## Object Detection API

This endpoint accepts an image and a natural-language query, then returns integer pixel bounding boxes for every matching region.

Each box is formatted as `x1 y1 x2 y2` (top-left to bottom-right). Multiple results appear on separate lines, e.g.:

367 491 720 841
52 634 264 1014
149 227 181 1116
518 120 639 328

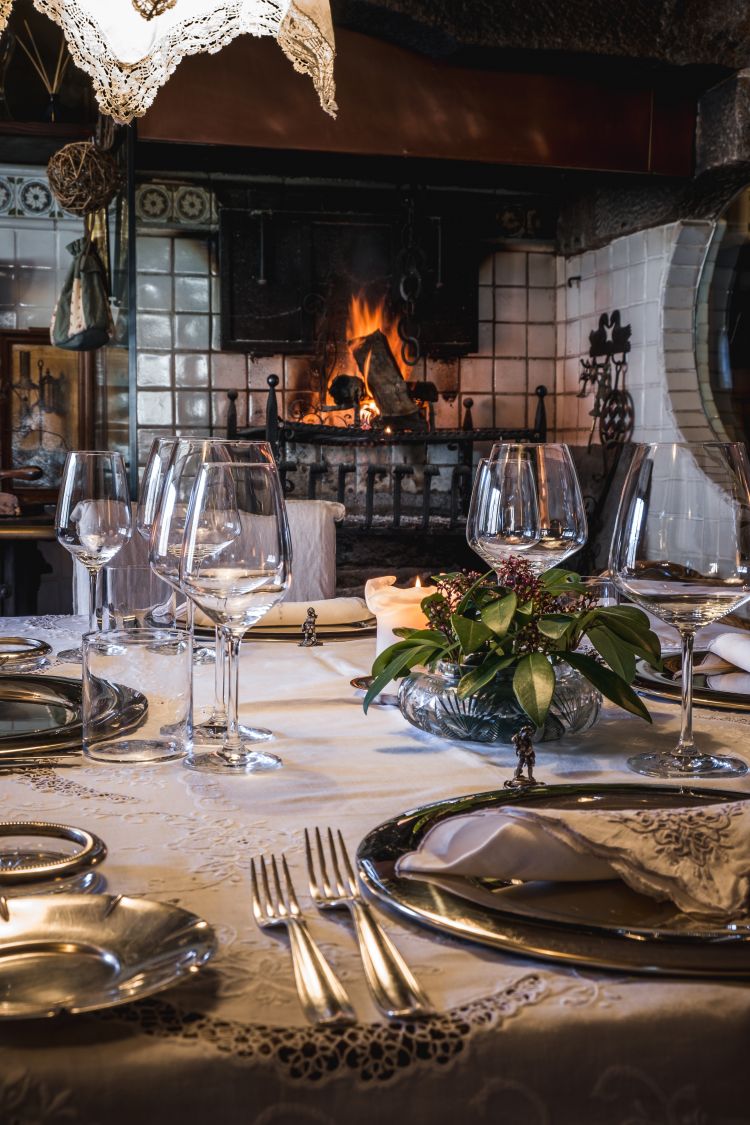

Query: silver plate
357 784 750 978
0 675 148 757
635 652 750 712
198 619 376 642
0 894 216 1018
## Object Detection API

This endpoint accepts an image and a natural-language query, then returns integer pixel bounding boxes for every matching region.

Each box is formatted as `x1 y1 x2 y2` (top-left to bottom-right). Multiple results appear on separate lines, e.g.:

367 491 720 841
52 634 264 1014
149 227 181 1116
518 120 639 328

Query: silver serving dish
358 784 750 978
197 619 376 642
0 894 216 1018
0 675 147 757
635 652 750 712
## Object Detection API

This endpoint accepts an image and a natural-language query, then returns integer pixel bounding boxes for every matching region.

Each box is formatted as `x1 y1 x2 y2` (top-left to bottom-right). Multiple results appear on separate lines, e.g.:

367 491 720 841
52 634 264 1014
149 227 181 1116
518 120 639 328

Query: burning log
350 329 426 431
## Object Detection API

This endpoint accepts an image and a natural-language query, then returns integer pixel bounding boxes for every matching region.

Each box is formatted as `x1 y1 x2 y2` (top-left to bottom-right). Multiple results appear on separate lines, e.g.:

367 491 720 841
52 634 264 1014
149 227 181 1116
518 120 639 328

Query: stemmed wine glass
467 443 587 575
55 450 132 661
180 452 292 773
610 441 750 778
139 438 215 667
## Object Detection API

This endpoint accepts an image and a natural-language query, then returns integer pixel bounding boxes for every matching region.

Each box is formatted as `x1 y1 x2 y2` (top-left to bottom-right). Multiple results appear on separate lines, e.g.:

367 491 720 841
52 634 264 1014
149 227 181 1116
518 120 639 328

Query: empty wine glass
467 444 587 575
55 450 132 661
180 453 292 773
139 437 215 668
610 441 750 778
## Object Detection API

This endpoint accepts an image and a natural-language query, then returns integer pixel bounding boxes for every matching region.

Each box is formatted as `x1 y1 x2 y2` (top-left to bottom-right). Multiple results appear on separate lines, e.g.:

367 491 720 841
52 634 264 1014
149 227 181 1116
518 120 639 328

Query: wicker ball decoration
47 142 122 217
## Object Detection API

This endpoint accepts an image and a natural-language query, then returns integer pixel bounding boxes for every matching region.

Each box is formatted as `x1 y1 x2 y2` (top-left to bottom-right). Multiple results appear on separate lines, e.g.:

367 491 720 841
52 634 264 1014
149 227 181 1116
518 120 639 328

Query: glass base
85 739 186 764
627 751 749 779
57 646 82 662
185 747 282 774
194 718 273 743
193 645 216 665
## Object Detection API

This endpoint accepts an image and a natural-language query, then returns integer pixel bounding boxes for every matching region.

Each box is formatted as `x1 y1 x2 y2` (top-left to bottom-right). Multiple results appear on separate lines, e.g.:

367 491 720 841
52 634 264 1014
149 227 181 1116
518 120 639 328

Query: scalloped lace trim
29 0 334 123
92 975 547 1086
0 1 12 34
277 0 337 117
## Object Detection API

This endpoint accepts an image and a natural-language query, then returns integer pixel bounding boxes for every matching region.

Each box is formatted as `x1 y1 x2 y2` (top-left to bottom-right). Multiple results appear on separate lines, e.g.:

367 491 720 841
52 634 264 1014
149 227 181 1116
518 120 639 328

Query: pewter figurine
299 607 322 647
504 726 538 789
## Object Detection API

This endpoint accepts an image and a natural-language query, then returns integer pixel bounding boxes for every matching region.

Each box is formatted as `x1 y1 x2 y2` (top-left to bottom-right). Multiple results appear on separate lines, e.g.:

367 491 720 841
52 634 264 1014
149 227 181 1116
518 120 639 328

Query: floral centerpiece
364 560 662 741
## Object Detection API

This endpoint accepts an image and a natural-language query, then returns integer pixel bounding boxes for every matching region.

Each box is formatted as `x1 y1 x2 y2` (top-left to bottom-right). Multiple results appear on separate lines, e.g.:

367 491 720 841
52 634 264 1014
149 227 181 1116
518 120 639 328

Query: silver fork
250 853 355 1026
305 828 434 1020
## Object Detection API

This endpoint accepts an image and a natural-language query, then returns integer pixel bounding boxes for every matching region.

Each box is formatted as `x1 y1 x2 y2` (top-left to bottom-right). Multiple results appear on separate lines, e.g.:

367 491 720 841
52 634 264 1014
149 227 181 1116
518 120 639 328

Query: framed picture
0 329 95 506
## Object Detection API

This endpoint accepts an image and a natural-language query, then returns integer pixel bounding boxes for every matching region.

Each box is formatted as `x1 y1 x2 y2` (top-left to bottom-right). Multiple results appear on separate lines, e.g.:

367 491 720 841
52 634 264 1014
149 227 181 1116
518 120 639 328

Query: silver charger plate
0 893 216 1018
635 652 750 712
196 619 377 642
357 784 750 978
0 675 148 758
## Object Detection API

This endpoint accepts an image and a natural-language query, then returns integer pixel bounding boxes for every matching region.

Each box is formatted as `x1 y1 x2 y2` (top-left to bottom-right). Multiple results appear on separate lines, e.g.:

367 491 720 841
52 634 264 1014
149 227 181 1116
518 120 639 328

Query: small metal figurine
299 606 322 648
504 726 538 789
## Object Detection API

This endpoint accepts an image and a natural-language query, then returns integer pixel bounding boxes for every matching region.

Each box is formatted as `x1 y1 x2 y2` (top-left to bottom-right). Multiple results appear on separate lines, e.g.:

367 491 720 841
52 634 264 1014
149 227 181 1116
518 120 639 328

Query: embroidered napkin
397 802 750 918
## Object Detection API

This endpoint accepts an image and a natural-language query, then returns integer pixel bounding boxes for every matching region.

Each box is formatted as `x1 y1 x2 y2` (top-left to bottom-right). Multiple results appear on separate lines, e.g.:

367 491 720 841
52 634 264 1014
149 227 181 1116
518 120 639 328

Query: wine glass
55 450 132 661
610 441 750 778
180 453 292 773
150 438 276 743
140 437 216 668
467 444 587 575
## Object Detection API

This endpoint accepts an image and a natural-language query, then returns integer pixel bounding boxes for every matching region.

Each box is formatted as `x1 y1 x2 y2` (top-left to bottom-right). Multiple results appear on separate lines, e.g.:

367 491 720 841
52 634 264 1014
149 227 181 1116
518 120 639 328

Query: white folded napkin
398 802 750 918
190 597 369 630
703 633 750 692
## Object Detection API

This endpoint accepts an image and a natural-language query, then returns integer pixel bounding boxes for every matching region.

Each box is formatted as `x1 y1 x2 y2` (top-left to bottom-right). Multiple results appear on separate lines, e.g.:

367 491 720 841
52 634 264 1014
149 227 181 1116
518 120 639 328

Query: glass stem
676 628 696 758
87 567 99 633
221 628 243 759
212 626 227 725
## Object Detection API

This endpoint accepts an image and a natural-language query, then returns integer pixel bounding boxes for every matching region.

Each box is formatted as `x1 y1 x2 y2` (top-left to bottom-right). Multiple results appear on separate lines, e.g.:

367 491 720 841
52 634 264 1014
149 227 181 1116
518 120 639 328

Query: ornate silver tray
357 784 750 977
0 675 147 757
635 652 750 712
0 894 216 1018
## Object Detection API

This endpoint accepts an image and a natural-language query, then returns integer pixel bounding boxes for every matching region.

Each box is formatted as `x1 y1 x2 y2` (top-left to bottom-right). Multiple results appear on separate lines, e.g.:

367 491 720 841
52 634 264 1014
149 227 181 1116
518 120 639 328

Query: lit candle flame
415 576 422 588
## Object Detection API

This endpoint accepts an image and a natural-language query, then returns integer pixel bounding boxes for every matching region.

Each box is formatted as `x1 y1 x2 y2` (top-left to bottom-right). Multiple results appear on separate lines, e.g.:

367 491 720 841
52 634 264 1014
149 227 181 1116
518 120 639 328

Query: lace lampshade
0 0 336 122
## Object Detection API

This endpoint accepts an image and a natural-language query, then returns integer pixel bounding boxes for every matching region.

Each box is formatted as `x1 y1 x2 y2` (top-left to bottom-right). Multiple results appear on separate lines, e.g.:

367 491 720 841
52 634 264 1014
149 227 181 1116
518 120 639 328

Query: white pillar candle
364 575 438 656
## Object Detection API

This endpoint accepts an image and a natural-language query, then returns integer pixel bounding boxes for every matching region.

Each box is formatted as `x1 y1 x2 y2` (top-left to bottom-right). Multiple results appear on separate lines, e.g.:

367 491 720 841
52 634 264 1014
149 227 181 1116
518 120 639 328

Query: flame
346 292 409 381
414 576 422 588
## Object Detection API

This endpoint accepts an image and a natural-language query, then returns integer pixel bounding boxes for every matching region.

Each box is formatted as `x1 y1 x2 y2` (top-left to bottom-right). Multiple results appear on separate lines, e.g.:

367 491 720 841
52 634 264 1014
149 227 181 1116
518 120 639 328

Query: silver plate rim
635 652 750 712
0 893 217 1019
357 783 750 978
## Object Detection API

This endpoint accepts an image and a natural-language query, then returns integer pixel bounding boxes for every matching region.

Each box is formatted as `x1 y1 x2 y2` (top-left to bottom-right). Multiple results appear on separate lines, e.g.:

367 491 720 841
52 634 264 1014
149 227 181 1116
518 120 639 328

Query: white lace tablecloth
1 615 748 1124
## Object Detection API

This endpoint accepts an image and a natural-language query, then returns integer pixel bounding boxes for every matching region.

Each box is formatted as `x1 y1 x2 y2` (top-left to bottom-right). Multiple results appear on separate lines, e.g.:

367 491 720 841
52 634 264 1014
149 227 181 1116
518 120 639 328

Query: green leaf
598 604 651 629
512 653 556 727
450 613 494 655
457 655 514 699
592 610 662 666
363 644 437 713
481 593 517 638
537 614 575 641
541 569 586 594
586 625 637 682
371 639 422 679
564 650 653 723
392 628 448 644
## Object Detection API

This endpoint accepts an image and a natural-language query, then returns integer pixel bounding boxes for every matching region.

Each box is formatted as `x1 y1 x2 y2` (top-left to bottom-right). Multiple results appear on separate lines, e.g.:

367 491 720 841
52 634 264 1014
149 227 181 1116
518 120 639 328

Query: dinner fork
305 827 434 1020
250 853 355 1027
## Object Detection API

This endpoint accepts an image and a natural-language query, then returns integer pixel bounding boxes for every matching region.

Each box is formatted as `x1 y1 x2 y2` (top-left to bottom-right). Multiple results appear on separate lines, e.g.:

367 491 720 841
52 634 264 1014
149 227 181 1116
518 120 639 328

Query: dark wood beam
140 30 695 178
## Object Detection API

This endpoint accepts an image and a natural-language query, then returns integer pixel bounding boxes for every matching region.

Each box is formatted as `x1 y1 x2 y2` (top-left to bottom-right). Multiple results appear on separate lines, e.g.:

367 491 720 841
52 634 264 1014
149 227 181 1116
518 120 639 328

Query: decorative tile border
136 182 216 229
0 173 70 219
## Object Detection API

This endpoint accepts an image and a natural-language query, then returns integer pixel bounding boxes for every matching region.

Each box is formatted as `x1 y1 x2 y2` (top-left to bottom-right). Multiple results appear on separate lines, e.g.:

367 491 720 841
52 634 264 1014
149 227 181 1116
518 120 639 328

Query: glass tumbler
83 628 192 763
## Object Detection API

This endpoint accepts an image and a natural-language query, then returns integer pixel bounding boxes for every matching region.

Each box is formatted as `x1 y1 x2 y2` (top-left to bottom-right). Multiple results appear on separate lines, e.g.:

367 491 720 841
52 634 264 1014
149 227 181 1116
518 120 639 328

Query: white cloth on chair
73 498 344 609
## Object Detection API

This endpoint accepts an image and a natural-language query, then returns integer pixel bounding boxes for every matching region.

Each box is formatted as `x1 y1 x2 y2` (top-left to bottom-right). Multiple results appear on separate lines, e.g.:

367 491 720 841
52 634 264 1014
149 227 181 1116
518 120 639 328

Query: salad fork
304 827 434 1020
250 853 355 1026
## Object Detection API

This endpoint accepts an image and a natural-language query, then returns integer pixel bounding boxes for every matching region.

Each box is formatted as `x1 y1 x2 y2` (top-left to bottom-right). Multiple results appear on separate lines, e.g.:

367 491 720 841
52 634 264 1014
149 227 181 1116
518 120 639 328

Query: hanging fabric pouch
51 236 114 351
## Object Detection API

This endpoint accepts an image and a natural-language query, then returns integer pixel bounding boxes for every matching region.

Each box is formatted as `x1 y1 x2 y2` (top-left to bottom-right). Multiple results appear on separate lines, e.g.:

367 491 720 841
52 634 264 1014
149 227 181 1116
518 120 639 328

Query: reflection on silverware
0 894 216 1019
305 827 433 1020
349 676 399 707
251 853 355 1026
0 674 146 757
0 821 106 884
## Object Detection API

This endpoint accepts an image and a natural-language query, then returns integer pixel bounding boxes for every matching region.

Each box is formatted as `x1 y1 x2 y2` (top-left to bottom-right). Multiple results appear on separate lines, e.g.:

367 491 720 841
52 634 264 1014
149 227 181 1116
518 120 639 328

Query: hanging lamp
0 0 336 122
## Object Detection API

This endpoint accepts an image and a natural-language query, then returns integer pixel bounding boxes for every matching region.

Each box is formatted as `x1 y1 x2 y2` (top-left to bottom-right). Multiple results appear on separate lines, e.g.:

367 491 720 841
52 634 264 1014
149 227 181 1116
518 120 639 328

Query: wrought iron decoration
578 310 634 448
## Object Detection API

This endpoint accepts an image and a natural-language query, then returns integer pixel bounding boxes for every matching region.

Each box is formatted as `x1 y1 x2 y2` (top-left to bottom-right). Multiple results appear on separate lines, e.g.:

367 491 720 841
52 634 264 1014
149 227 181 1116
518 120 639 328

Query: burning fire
346 292 410 382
